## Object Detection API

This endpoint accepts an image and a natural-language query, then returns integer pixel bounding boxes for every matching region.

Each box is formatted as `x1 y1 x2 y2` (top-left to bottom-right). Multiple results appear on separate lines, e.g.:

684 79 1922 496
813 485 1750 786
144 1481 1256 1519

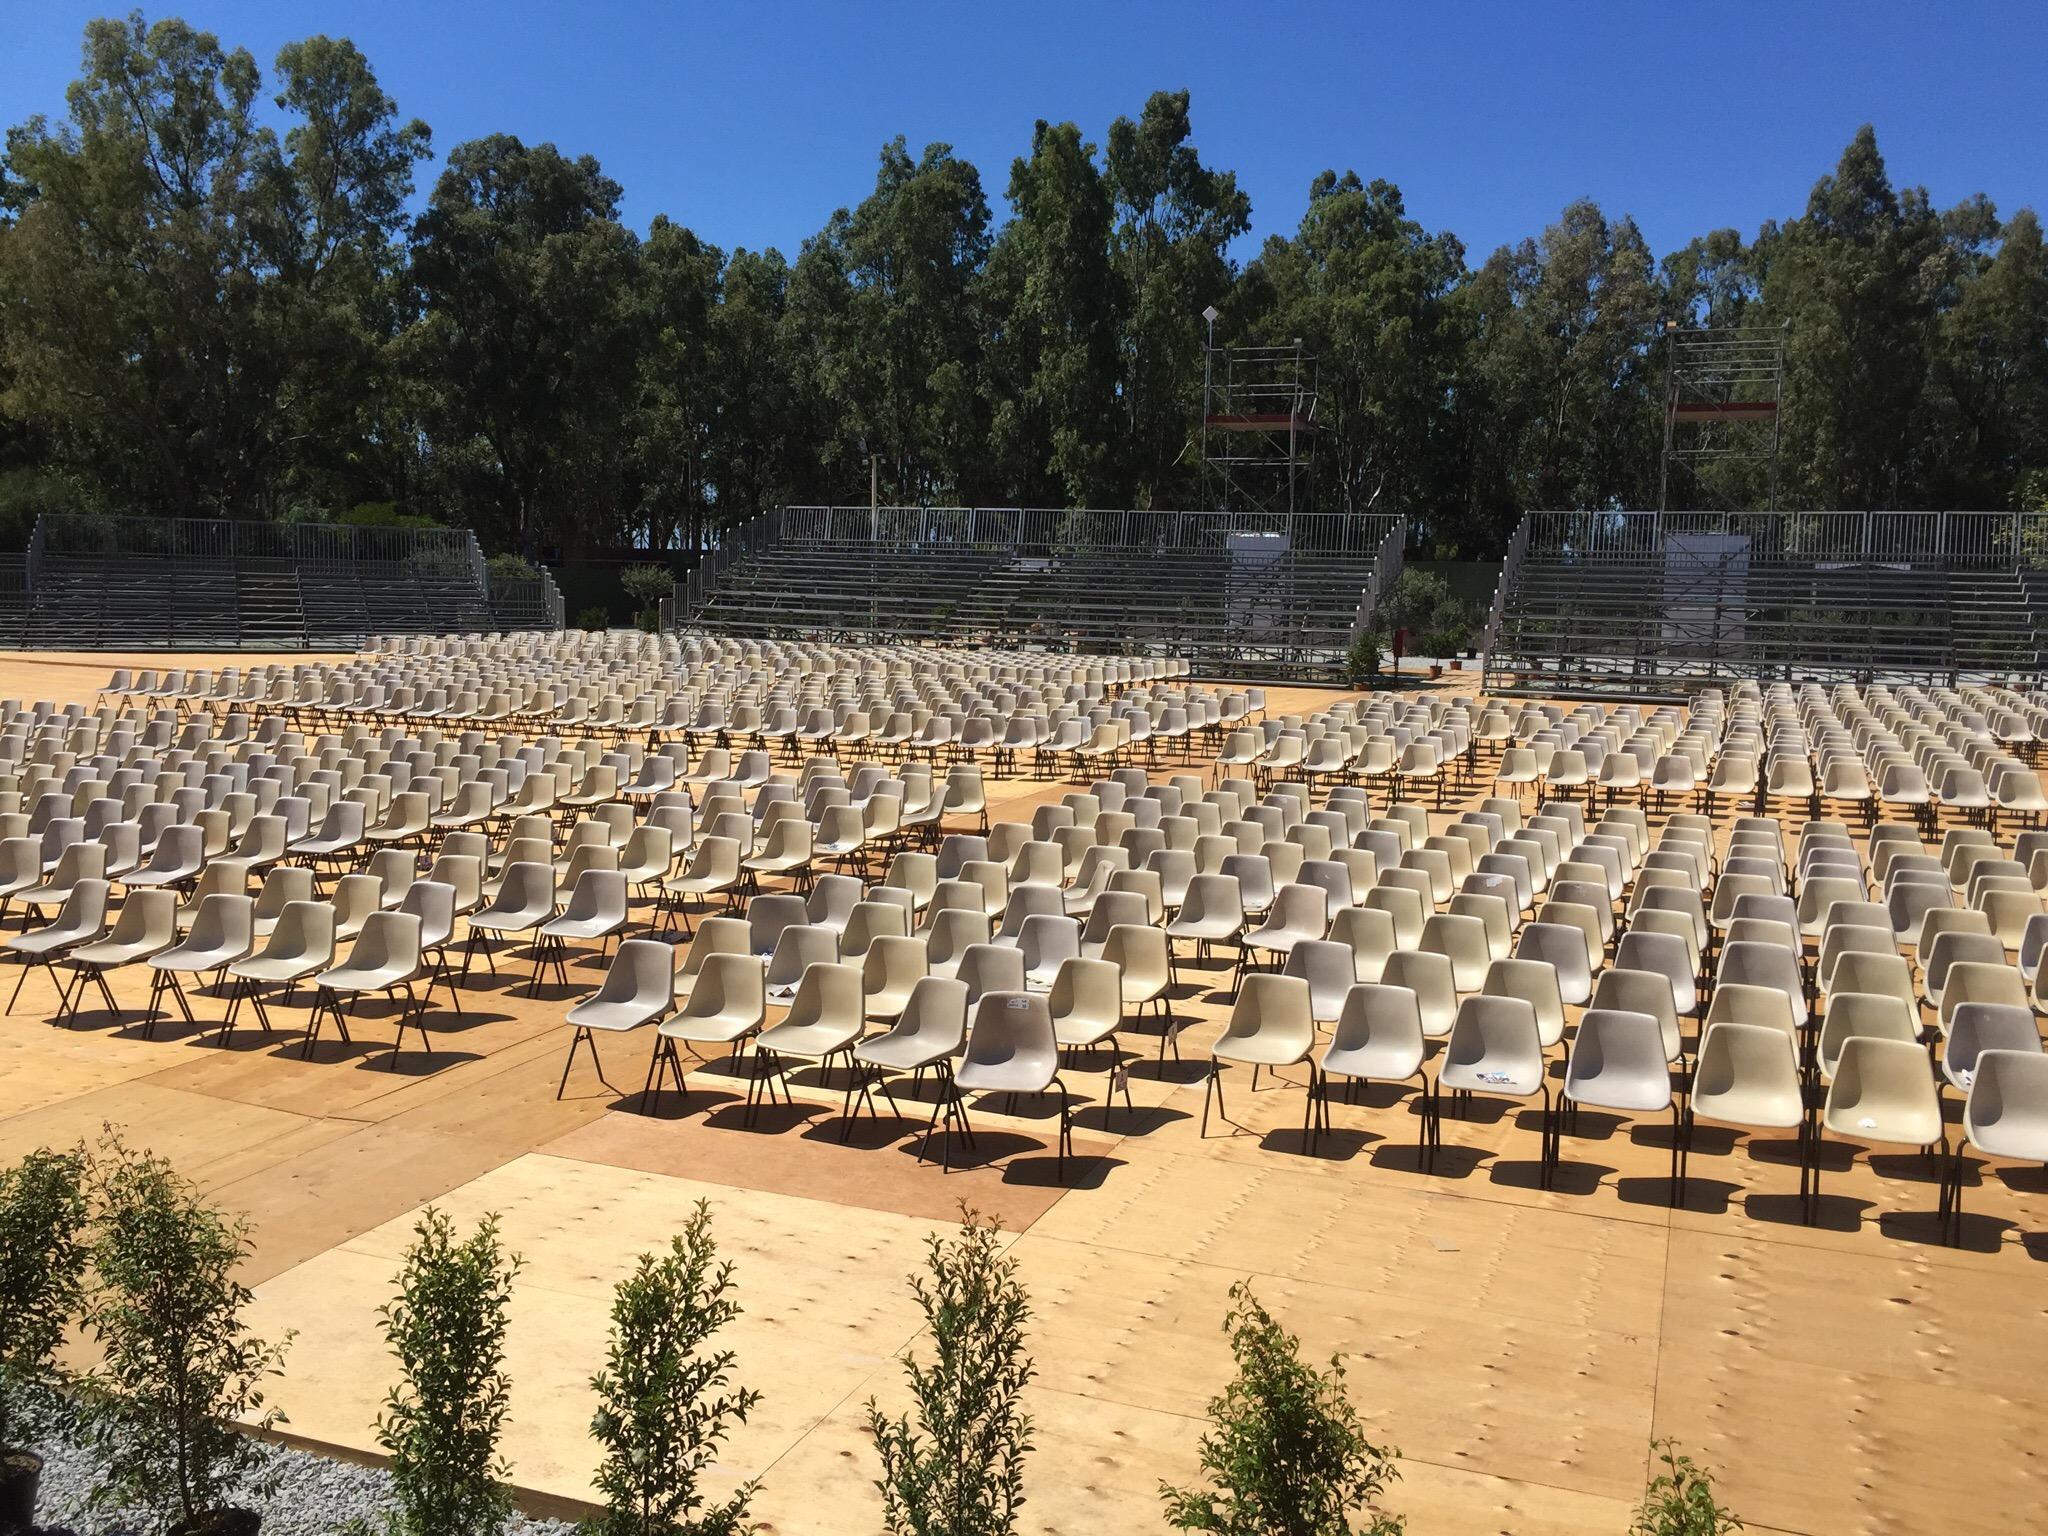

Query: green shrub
1161 1282 1402 1535
576 605 613 632
376 1208 522 1536
868 1209 1034 1536
1632 1440 1742 1536
81 1135 291 1530
0 1144 92 1451
487 552 540 586
1343 629 1381 688
585 1201 761 1536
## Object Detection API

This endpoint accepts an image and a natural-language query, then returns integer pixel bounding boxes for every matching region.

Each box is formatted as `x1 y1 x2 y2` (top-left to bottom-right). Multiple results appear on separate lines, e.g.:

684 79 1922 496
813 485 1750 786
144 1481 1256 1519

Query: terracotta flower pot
0 1448 43 1534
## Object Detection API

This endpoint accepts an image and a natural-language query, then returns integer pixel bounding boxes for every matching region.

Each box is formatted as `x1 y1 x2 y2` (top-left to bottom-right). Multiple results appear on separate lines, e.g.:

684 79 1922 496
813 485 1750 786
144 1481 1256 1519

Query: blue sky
6 1 2041 264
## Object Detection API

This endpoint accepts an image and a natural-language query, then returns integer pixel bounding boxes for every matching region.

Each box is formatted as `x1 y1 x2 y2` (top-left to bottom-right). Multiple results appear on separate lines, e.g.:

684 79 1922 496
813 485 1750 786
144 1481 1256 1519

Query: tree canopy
3 15 2043 558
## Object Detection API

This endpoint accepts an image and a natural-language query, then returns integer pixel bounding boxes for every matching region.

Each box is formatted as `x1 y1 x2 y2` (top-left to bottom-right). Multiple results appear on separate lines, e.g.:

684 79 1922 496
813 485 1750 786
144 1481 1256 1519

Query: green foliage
576 605 613 632
868 1209 1034 1536
1343 628 1381 688
1161 1283 1402 1536
1632 1440 1743 1536
620 562 673 610
4 17 2046 551
584 1201 761 1536
80 1134 291 1530
486 551 540 585
376 1208 522 1536
1358 568 1479 663
0 1144 92 1449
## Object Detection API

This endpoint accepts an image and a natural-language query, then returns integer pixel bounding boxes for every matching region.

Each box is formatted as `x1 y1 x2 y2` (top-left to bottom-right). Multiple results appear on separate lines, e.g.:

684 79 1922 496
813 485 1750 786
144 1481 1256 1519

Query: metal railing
1479 517 1532 692
1521 509 2048 567
484 571 566 631
679 513 778 618
776 506 1401 557
1351 518 1409 641
34 513 483 571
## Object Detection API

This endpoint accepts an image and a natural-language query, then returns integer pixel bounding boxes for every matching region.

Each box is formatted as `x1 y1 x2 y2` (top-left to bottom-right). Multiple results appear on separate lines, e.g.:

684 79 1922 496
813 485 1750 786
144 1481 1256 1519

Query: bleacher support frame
675 506 1409 679
1483 508 2048 696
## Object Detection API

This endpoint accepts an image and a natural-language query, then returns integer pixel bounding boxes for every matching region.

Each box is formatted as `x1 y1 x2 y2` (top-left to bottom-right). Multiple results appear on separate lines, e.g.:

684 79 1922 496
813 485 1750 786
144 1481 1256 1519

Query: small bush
377 1208 522 1536
81 1135 291 1530
585 1201 761 1536
1161 1282 1402 1535
868 1209 1034 1536
1343 629 1381 688
1632 1440 1742 1536
487 552 540 585
576 605 614 632
0 1144 92 1451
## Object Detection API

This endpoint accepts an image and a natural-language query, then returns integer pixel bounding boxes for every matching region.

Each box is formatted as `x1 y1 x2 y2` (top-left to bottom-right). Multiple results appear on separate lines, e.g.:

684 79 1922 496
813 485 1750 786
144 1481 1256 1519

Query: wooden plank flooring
3 651 2043 1534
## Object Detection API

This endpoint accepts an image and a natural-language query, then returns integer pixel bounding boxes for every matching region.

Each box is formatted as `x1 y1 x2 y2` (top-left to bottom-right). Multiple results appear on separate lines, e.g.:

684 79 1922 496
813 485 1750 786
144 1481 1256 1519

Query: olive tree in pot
0 1144 92 1531
82 1136 291 1536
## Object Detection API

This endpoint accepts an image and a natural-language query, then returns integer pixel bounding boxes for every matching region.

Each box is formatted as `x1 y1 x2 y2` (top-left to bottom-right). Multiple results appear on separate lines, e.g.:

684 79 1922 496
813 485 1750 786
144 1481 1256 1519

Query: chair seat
1439 1057 1543 1096
1212 1033 1312 1069
230 955 324 985
540 915 622 942
564 997 660 1035
956 1059 1054 1095
66 937 160 968
853 1035 952 1073
658 1012 757 1046
317 961 417 991
757 1018 863 1059
151 942 245 973
1321 1039 1422 1081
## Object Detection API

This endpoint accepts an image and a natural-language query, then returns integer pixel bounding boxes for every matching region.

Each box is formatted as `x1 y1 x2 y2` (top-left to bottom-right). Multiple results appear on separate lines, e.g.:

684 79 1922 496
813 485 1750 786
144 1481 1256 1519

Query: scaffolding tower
1202 337 1317 521
1658 323 1787 511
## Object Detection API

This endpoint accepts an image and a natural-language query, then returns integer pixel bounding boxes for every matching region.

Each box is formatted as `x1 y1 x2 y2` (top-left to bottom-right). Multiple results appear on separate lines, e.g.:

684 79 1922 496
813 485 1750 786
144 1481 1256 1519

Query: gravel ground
27 1428 579 1535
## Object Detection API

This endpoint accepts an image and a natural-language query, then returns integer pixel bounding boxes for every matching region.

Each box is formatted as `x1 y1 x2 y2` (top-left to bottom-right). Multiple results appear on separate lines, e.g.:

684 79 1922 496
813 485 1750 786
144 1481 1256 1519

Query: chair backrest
344 909 421 976
599 938 675 1009
956 942 1026 1003
962 990 1057 1082
261 899 337 969
1218 973 1315 1061
892 975 970 1055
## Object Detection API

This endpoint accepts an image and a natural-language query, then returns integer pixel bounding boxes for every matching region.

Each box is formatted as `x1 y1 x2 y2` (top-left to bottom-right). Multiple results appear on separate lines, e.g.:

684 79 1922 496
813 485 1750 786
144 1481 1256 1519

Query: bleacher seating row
1486 514 2048 697
2 517 562 650
685 525 1396 678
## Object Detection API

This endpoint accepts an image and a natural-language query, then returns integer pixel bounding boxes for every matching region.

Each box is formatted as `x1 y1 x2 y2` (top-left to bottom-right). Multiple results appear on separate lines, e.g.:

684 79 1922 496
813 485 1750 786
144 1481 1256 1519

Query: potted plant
0 1145 92 1531
82 1136 291 1536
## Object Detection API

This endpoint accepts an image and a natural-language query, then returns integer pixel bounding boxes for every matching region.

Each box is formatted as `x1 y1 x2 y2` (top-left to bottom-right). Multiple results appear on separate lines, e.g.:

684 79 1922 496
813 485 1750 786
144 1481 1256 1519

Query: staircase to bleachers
1484 510 2048 696
1947 567 2040 678
235 560 308 648
679 507 1408 678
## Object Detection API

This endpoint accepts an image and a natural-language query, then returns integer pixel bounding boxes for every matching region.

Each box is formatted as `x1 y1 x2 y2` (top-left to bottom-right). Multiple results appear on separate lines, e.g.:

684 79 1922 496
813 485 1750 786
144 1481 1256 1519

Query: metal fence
775 506 1402 556
1521 509 2048 567
29 514 486 584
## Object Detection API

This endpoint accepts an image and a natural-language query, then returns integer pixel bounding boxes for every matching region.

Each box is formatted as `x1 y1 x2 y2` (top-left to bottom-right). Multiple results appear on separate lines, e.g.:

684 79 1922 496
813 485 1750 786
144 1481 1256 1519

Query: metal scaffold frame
1201 335 1318 522
1658 324 1787 512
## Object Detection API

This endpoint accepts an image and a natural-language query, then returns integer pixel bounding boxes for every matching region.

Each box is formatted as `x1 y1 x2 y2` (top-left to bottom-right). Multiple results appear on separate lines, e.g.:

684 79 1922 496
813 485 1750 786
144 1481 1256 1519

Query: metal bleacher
678 506 1407 678
8 515 560 650
1482 509 2048 697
